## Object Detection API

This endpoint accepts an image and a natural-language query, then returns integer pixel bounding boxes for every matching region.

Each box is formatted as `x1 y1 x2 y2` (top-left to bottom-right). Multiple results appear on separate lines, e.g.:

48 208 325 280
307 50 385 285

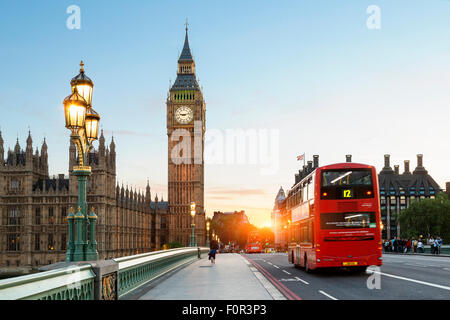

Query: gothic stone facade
0 131 168 276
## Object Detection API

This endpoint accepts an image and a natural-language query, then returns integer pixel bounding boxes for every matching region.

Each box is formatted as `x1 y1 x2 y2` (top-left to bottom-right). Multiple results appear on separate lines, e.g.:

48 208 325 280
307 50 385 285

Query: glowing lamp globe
85 108 100 142
70 61 94 107
63 89 87 131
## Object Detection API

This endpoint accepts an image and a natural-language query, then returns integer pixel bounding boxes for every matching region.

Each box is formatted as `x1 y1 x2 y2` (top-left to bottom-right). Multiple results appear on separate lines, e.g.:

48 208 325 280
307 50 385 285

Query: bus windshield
321 169 374 199
322 169 372 187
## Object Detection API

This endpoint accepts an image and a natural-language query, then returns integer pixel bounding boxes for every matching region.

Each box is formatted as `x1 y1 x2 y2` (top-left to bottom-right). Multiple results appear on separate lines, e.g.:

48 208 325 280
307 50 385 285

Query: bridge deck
138 253 277 300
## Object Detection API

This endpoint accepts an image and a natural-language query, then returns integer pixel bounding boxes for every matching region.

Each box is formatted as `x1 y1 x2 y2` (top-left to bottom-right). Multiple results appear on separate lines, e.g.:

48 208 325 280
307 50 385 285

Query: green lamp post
64 61 100 262
190 202 196 247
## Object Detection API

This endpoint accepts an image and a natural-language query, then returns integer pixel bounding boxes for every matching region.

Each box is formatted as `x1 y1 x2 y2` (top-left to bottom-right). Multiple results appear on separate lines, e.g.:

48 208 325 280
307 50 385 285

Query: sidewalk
139 253 275 300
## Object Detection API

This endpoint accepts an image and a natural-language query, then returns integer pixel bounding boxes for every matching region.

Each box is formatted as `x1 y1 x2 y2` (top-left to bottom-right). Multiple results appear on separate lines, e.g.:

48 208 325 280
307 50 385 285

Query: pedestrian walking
208 239 219 264
413 239 418 253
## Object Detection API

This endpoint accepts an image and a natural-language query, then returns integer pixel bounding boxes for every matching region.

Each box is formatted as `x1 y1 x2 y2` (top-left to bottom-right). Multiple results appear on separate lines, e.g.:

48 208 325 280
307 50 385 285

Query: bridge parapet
0 247 208 300
115 247 209 298
0 264 95 300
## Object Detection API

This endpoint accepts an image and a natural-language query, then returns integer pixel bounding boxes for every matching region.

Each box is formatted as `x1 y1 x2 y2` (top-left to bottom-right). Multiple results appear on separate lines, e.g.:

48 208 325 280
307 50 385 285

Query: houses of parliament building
0 26 206 276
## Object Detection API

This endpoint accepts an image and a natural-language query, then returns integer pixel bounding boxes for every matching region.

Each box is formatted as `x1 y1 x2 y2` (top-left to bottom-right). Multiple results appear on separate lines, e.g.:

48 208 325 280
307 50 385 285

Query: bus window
320 212 376 229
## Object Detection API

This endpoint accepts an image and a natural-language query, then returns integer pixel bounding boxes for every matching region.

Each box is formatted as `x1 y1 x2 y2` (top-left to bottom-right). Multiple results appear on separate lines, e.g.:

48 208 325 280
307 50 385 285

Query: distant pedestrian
393 238 398 253
437 237 443 254
406 239 411 253
209 240 219 264
413 239 418 253
428 237 435 254
384 240 390 252
417 240 424 253
432 237 440 255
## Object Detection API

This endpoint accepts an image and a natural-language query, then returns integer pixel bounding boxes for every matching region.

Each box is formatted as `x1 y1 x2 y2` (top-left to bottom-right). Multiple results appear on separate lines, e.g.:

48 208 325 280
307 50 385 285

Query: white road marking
282 270 291 275
367 270 450 291
273 265 280 269
267 262 273 265
443 268 450 271
319 290 338 300
279 278 297 282
295 277 309 285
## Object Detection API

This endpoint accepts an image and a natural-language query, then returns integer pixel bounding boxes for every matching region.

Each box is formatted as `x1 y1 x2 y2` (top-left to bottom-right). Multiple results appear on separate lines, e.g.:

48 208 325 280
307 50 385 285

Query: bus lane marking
243 255 301 300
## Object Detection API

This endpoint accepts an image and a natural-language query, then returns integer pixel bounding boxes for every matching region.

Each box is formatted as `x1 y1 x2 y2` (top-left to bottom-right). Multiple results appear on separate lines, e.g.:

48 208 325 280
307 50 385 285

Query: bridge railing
115 247 209 298
0 264 95 300
0 247 209 300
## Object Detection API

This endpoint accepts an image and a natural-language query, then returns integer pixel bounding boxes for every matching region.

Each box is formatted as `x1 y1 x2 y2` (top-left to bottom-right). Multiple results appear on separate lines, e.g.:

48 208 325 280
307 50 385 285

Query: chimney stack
346 155 352 163
394 165 399 175
313 155 319 168
384 154 391 169
413 154 427 174
307 160 313 172
404 160 410 174
417 154 423 167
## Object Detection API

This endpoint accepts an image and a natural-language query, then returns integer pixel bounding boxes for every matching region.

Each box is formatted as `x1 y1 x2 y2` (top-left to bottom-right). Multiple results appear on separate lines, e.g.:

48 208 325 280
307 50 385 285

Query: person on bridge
209 239 219 264
437 237 443 254
417 239 424 253
406 239 411 253
412 239 418 253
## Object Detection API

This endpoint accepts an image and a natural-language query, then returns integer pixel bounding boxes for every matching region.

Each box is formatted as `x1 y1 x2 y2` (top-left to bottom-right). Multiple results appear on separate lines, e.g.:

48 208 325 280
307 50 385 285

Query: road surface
242 253 450 300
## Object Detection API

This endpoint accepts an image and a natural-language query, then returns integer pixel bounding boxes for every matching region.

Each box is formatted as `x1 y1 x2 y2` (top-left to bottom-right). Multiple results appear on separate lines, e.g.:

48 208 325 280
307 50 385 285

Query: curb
383 252 450 258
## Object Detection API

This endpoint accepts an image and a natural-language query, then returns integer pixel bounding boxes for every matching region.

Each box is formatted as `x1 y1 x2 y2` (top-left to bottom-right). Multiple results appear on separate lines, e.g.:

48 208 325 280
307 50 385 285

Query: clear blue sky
1 0 450 227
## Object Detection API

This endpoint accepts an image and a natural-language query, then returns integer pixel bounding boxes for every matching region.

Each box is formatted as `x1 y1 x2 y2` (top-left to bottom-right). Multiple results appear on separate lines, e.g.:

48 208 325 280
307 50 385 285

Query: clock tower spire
166 24 206 246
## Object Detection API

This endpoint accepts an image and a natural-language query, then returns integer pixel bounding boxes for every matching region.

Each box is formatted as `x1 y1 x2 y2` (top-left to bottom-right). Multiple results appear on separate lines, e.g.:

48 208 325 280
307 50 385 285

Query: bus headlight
317 259 321 262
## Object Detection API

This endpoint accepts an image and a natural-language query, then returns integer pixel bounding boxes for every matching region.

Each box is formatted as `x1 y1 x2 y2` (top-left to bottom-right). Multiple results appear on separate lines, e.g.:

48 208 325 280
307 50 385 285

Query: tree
210 214 258 249
399 193 450 242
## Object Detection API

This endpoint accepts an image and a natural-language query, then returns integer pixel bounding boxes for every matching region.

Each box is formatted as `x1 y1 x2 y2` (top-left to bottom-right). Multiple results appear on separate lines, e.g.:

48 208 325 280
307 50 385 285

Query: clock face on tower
175 106 194 124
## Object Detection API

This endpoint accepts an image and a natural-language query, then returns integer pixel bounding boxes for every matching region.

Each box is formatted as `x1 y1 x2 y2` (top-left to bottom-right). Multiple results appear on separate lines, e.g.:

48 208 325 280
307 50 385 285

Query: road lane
243 252 450 300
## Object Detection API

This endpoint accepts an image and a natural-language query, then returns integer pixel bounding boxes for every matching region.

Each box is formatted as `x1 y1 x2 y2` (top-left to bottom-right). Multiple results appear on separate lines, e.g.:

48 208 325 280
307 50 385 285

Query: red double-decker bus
287 162 383 272
247 231 262 253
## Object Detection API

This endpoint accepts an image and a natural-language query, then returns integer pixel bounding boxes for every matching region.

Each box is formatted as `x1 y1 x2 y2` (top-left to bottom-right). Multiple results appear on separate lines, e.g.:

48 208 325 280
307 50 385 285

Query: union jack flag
297 154 305 161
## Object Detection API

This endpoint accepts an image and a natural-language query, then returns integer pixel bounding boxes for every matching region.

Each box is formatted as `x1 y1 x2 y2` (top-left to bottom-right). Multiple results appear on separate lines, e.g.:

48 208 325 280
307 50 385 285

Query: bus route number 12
343 189 352 198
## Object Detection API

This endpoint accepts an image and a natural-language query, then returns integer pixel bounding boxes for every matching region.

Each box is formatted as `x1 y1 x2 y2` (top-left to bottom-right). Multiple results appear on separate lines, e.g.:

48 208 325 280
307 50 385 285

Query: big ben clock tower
167 24 206 246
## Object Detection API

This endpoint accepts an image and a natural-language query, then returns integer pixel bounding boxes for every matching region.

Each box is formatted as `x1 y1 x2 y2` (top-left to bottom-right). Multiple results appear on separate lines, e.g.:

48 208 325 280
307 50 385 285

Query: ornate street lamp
64 61 99 262
206 221 210 247
190 202 196 247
